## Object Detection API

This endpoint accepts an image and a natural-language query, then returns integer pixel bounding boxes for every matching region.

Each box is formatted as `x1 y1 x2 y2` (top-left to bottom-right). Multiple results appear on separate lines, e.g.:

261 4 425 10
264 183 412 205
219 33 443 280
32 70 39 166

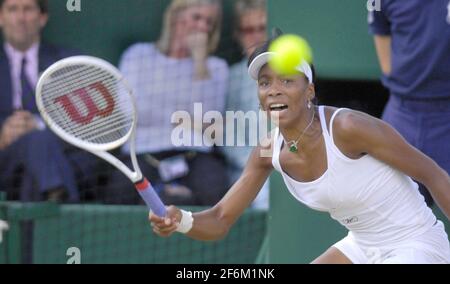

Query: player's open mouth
269 104 288 112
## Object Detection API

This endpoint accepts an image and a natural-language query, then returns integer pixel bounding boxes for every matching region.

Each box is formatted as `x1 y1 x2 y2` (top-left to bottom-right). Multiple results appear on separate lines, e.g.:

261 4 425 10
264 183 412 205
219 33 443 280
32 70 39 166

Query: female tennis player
149 37 450 264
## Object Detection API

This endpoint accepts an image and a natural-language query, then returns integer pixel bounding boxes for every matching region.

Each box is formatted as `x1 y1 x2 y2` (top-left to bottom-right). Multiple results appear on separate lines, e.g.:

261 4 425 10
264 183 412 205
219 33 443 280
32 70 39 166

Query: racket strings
44 82 128 136
44 76 131 137
43 65 127 116
40 64 134 145
44 78 132 143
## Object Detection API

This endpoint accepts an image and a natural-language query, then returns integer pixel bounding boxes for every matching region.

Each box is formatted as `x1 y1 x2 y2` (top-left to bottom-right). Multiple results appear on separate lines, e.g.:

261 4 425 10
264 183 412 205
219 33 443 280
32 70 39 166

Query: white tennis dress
271 106 450 264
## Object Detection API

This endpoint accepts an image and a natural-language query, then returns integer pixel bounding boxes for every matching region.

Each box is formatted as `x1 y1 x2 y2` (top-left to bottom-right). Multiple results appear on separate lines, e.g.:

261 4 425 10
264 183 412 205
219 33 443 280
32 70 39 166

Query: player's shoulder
250 128 277 169
327 106 377 139
259 128 277 151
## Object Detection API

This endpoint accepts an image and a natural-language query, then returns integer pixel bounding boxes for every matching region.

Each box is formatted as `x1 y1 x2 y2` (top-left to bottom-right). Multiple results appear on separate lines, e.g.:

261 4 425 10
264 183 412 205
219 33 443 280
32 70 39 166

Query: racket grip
135 178 167 217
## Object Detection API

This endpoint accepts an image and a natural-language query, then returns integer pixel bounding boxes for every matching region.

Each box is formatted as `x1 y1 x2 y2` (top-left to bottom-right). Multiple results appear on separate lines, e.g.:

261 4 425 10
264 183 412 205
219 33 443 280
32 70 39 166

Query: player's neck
280 109 320 151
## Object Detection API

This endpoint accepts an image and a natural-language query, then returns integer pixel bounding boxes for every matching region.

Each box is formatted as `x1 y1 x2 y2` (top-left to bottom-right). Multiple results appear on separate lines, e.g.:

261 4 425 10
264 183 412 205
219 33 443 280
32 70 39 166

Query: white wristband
176 210 193 234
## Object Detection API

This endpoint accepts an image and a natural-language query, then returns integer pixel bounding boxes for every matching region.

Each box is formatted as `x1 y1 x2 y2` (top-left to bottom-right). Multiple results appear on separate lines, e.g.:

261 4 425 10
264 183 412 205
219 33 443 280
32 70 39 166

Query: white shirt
272 106 437 248
4 42 40 109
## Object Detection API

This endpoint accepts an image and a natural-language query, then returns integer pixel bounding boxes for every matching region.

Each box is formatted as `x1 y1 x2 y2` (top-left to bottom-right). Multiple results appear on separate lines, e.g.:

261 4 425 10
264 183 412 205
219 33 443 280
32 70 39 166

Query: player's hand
149 205 182 237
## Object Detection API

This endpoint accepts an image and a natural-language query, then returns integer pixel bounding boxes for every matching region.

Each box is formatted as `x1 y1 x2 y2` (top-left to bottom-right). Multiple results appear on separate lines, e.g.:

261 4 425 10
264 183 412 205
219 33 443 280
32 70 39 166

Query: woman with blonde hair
108 0 230 206
157 0 223 79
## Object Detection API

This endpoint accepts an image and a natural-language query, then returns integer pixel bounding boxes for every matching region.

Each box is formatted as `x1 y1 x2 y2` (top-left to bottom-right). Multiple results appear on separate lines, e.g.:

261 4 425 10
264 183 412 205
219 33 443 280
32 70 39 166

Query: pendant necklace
285 109 315 153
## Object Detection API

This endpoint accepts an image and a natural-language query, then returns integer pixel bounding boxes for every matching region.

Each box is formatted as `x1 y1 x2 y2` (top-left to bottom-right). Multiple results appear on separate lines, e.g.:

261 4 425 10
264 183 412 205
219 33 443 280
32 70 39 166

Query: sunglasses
239 25 267 35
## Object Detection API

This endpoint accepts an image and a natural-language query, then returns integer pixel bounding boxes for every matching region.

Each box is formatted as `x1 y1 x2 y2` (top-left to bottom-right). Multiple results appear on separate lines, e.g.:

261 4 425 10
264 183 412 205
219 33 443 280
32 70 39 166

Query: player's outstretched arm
150 143 273 240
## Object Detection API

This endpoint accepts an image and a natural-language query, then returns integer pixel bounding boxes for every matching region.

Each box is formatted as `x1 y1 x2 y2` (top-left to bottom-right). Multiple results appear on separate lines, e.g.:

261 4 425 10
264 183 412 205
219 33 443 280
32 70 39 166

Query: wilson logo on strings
55 82 115 125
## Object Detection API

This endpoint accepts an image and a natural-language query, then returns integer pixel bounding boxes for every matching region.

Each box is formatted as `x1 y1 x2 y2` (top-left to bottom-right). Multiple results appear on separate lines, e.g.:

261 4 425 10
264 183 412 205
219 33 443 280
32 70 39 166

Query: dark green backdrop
267 0 381 80
26 0 241 65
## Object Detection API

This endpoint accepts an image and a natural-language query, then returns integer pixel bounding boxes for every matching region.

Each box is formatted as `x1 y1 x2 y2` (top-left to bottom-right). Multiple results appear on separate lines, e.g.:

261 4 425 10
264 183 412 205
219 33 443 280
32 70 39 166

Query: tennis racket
35 55 167 217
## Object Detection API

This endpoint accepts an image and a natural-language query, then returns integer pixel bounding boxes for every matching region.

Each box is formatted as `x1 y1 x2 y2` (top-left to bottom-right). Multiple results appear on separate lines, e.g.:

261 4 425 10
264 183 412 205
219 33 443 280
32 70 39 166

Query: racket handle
135 178 167 217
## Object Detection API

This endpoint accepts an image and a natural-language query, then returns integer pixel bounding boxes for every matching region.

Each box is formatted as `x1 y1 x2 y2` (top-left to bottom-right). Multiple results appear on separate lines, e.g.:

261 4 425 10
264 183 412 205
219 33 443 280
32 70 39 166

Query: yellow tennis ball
268 34 313 76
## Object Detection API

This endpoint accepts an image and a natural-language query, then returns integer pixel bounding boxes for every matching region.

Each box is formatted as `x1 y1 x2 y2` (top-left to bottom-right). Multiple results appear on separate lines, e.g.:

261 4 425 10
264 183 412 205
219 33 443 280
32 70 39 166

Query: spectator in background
369 0 450 206
221 0 269 209
0 0 82 202
108 0 229 206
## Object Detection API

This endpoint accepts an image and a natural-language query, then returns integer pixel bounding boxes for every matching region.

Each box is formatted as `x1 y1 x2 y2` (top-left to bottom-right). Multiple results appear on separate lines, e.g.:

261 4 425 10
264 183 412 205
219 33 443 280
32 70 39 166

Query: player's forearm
184 152 272 241
187 206 231 241
426 169 450 220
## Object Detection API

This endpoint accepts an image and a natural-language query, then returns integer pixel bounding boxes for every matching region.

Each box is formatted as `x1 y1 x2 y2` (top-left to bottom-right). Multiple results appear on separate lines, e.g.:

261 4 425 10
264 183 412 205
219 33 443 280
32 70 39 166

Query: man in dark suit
0 0 80 202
